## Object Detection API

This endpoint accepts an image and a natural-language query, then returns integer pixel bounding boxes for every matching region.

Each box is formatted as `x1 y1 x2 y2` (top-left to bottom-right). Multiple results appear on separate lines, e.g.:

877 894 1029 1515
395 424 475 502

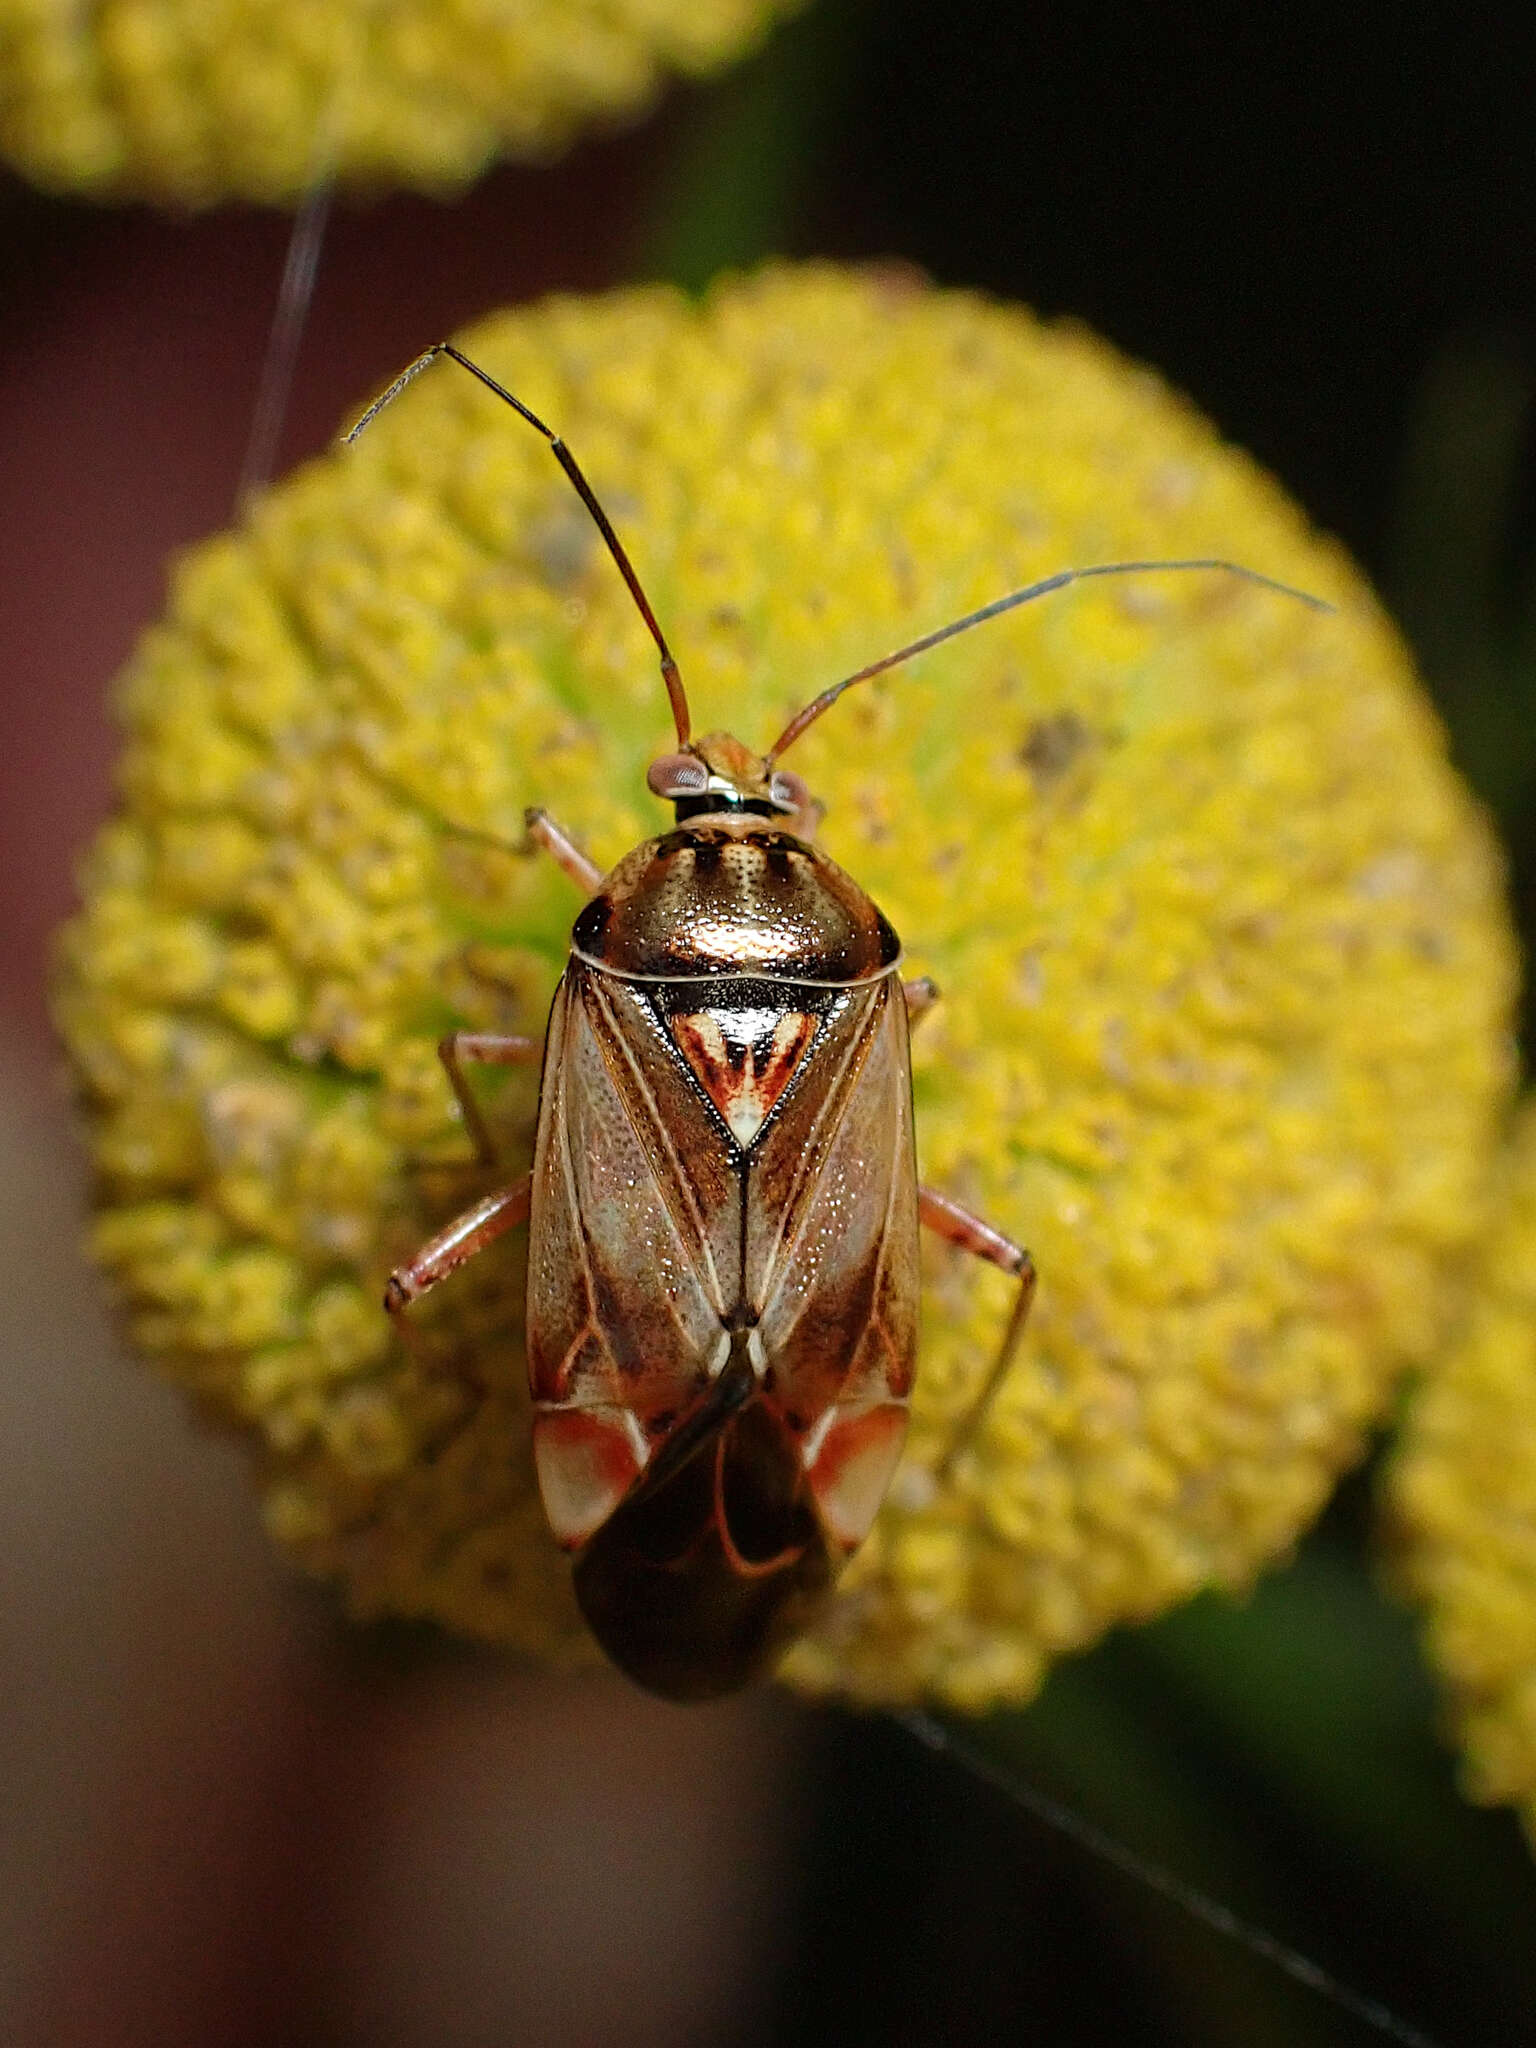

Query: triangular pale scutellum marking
670 1008 818 1146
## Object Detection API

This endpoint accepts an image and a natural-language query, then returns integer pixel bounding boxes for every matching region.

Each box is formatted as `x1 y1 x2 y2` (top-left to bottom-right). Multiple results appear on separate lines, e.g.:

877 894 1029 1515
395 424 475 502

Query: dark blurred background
3 5 1535 2044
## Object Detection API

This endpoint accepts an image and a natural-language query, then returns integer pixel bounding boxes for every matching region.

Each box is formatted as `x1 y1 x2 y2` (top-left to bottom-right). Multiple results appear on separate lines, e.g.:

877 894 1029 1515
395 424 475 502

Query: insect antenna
236 179 334 509
899 1710 1444 2048
766 557 1333 763
236 80 353 507
346 344 691 746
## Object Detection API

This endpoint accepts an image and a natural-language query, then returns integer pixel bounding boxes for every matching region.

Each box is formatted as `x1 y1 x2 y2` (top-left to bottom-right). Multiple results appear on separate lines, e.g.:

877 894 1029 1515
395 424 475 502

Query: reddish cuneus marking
357 343 1327 1701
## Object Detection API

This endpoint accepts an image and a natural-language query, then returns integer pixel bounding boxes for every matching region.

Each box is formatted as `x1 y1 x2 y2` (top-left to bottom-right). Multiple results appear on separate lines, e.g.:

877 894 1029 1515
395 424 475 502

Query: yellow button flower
54 265 1516 1708
0 0 800 204
1388 1101 1536 1838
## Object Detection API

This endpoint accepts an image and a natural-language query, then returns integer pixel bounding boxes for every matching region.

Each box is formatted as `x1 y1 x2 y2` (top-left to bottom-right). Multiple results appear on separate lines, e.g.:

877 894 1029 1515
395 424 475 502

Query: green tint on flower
1388 1102 1536 1839
0 0 800 204
55 266 1517 1707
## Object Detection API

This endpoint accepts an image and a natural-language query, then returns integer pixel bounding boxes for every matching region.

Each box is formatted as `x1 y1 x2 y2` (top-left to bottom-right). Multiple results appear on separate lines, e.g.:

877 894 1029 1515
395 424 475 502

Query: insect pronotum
351 343 1327 1702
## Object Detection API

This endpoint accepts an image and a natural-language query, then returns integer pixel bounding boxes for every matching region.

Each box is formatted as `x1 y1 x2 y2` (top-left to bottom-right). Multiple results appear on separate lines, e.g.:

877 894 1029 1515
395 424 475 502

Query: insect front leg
385 1173 532 1352
917 1184 1037 1480
524 806 604 894
439 1030 541 1165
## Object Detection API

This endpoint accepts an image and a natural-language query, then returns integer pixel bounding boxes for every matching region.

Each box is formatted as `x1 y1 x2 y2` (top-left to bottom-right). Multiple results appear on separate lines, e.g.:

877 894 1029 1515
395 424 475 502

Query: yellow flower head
0 0 798 204
1388 1101 1536 1838
55 266 1516 1708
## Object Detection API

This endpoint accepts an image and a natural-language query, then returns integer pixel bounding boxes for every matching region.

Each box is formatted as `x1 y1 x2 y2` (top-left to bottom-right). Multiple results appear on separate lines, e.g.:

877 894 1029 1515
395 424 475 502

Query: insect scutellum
346 343 1331 844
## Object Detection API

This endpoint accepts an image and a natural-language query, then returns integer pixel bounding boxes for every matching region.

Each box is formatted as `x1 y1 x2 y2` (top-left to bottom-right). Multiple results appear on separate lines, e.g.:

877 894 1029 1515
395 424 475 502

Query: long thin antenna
345 343 691 746
766 558 1333 762
237 179 334 509
899 1710 1444 2048
236 64 351 511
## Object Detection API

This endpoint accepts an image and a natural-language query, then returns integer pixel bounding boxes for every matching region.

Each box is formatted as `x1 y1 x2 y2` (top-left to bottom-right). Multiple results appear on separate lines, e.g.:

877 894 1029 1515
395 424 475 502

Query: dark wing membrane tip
573 1392 834 1701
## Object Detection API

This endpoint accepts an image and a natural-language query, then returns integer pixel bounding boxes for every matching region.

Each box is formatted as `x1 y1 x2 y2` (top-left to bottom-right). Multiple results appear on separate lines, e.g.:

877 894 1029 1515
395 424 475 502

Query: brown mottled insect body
525 803 918 1697
359 341 1320 1700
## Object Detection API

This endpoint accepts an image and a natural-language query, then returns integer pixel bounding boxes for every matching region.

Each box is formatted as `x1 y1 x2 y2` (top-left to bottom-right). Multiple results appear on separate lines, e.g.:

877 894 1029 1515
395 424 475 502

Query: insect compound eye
768 770 811 815
646 752 710 801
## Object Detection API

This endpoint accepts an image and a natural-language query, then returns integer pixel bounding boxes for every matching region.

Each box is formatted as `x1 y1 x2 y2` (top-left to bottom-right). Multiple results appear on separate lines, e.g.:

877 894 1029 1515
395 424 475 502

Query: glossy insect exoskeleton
358 344 1324 1701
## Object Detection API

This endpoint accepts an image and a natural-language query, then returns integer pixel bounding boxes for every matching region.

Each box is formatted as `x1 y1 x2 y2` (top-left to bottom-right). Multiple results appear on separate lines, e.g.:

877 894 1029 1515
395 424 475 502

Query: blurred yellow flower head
55 265 1516 1707
0 0 799 204
1389 1101 1536 1840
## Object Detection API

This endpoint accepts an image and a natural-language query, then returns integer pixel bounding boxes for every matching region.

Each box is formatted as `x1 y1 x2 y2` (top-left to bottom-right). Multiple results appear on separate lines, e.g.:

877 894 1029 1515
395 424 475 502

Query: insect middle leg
439 1030 541 1165
918 1184 1037 1479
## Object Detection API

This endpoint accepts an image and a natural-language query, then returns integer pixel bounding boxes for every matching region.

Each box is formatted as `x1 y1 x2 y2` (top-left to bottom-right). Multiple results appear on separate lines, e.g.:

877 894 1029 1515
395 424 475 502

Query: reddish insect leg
439 1030 541 1165
385 1173 532 1348
524 806 604 894
903 976 940 1031
918 1184 1037 1478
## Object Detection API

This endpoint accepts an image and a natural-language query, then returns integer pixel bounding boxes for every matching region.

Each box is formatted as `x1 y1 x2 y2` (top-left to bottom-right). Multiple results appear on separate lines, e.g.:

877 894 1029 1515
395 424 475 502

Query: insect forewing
752 976 919 1547
525 964 730 1544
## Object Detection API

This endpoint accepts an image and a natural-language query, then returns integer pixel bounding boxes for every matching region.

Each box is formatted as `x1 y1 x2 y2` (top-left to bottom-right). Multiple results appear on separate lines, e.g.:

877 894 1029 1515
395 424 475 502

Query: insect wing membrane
571 1331 837 1702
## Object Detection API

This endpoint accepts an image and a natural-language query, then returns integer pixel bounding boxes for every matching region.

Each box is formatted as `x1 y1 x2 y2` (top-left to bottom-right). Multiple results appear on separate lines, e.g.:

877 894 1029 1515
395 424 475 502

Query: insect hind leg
903 976 940 1032
385 1173 532 1357
917 1185 1037 1481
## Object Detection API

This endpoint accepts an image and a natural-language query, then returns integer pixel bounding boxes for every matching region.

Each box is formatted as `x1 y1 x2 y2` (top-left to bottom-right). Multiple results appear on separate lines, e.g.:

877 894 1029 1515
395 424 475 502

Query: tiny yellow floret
1388 1102 1536 1841
0 0 800 204
55 266 1516 1707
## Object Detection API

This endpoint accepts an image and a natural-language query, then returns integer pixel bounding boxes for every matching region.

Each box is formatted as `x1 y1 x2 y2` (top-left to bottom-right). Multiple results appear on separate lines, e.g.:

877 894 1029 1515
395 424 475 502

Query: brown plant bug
350 343 1327 1702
